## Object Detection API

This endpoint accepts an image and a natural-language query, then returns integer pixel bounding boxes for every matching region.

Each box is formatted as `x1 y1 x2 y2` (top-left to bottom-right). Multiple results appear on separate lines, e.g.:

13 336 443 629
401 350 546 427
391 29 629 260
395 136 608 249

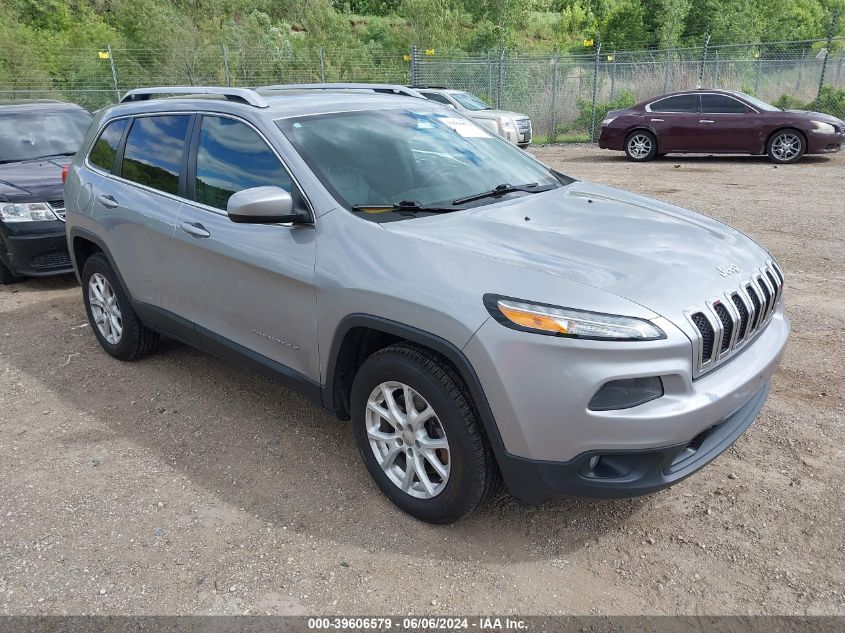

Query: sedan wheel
625 131 657 161
768 130 804 163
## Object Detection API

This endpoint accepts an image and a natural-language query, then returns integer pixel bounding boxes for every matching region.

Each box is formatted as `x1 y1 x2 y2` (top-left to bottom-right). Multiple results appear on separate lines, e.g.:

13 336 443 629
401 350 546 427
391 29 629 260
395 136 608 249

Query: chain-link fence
1 36 843 141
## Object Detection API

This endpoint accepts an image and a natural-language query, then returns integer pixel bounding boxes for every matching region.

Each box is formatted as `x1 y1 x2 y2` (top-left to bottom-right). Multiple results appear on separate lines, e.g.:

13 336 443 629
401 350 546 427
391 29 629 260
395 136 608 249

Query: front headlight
485 295 666 341
811 120 836 134
601 117 616 126
0 202 59 223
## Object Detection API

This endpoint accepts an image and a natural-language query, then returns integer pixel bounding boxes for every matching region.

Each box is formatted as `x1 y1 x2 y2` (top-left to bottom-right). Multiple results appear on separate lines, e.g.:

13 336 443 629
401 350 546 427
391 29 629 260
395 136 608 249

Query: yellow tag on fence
583 38 594 47
98 51 110 60
425 48 435 56
403 54 411 62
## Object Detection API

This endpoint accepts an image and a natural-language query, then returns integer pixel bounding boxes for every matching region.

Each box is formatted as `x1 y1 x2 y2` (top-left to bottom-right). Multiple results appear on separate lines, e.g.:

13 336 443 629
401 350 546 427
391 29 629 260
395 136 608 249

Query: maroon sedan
598 89 845 163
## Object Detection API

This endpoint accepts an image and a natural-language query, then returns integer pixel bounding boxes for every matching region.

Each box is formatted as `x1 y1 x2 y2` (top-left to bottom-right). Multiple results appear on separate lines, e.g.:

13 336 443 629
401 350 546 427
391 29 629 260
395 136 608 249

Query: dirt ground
1 146 843 616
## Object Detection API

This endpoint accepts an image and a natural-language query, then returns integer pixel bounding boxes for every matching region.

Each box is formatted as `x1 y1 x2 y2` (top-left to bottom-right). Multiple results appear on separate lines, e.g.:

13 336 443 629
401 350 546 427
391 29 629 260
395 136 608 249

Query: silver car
64 85 789 524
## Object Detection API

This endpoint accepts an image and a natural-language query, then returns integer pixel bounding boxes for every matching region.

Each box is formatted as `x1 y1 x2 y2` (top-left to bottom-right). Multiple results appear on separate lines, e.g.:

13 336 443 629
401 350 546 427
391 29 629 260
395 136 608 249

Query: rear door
697 94 760 152
90 113 192 313
644 94 701 152
173 114 319 382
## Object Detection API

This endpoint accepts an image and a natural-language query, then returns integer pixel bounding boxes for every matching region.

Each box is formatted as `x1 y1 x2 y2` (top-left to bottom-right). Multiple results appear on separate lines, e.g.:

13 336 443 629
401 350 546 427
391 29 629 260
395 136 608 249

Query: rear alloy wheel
351 344 498 524
81 253 158 361
768 129 804 164
625 131 657 161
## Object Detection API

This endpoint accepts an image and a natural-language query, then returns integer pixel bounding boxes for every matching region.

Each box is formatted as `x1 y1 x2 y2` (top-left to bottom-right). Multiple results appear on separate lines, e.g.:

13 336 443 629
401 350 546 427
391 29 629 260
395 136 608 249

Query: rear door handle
699 119 715 124
650 118 664 122
180 222 210 239
97 194 118 209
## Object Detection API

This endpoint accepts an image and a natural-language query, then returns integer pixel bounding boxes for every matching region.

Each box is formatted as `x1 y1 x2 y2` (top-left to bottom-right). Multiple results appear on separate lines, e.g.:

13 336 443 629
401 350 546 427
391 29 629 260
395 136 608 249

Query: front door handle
699 119 715 124
180 222 210 239
97 194 118 209
650 118 664 122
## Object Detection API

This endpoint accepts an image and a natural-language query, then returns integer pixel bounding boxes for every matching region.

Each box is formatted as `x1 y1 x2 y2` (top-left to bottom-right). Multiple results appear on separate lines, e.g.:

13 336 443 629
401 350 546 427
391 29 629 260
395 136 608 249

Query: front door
173 114 320 382
696 94 760 153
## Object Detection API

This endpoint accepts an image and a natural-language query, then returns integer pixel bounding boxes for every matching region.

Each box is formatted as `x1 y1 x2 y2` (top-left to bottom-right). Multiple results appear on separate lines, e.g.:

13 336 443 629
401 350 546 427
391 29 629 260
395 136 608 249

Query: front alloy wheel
351 344 499 523
366 381 451 499
768 130 804 163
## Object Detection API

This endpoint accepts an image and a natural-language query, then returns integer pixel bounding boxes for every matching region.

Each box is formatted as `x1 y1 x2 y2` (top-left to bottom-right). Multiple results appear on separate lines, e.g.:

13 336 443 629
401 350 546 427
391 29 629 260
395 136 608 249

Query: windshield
277 109 560 215
450 92 492 111
730 92 780 112
0 108 92 163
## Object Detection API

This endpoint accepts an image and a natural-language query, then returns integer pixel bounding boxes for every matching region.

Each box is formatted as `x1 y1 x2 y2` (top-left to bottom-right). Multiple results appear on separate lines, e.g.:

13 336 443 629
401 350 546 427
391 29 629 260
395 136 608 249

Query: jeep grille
686 261 784 376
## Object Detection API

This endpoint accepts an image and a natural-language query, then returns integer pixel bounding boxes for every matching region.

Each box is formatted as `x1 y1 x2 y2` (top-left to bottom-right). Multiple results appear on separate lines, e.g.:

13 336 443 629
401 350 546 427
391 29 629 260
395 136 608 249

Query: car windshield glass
730 92 780 112
450 92 492 111
276 109 561 216
0 109 92 163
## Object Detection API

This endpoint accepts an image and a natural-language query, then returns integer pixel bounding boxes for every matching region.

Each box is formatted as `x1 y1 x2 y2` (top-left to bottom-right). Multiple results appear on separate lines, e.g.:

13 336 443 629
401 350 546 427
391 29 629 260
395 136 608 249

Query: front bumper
806 131 843 154
495 381 770 504
0 220 73 277
463 305 789 503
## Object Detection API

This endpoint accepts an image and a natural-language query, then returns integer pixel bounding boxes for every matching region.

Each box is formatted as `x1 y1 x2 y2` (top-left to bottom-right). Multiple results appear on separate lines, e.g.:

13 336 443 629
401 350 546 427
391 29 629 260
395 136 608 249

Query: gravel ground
1 146 843 616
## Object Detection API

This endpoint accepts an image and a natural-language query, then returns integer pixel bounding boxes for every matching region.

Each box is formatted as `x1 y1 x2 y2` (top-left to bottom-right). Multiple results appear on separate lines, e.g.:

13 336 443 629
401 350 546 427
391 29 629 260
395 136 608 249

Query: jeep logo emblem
716 263 741 277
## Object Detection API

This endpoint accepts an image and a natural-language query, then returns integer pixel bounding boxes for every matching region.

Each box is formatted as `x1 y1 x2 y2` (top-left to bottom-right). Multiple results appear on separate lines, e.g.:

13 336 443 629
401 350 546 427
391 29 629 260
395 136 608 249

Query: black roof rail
120 87 269 108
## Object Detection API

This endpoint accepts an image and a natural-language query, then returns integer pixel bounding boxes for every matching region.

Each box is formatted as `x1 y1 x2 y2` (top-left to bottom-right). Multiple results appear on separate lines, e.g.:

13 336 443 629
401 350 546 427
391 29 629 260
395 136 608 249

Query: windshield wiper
19 152 76 163
351 200 458 214
451 182 557 206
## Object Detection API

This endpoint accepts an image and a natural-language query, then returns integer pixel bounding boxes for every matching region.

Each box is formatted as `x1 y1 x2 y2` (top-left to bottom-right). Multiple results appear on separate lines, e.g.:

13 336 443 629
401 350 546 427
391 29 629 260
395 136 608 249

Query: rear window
88 118 128 172
120 115 191 195
650 94 700 113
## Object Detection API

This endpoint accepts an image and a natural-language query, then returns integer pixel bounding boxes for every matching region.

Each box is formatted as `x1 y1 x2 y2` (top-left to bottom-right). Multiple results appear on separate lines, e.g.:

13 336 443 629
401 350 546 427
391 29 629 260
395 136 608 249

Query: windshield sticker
436 117 491 138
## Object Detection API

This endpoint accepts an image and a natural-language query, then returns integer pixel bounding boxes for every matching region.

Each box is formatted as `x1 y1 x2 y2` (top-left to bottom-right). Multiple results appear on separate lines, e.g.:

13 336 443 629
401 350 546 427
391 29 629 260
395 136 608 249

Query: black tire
767 128 805 164
81 253 158 361
0 259 19 285
624 130 658 161
351 343 499 524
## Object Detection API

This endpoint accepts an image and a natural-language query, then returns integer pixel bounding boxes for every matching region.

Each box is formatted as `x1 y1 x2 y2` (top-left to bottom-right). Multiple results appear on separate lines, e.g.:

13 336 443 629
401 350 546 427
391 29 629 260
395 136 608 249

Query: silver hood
383 181 773 322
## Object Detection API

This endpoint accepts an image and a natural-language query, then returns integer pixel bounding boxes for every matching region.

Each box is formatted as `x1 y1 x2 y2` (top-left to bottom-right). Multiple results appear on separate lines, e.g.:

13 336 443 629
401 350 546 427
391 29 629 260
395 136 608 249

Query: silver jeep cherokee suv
65 85 790 524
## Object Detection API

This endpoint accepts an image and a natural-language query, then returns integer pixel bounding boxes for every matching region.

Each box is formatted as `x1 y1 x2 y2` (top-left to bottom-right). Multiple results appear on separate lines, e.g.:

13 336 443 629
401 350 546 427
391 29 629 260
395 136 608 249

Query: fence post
487 51 493 102
589 40 602 143
410 44 419 86
664 48 671 92
107 44 120 102
698 34 711 87
222 45 231 86
796 48 807 93
754 51 762 94
550 53 558 142
319 46 325 82
609 50 617 100
497 49 505 109
817 10 839 101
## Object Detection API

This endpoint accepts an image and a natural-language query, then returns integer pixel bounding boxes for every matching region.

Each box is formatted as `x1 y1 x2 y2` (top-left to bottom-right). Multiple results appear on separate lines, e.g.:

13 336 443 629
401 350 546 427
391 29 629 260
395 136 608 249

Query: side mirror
227 186 309 224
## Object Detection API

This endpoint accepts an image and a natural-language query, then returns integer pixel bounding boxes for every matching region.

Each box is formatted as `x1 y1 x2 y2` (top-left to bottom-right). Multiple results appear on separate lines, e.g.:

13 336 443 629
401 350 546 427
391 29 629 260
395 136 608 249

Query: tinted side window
650 95 700 113
701 94 747 113
424 93 453 106
88 118 128 172
121 115 191 195
195 116 291 211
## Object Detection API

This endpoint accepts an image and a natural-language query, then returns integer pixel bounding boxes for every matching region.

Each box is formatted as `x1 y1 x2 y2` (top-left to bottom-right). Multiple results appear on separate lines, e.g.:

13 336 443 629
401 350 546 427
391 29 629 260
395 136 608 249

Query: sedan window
701 94 748 114
649 94 700 113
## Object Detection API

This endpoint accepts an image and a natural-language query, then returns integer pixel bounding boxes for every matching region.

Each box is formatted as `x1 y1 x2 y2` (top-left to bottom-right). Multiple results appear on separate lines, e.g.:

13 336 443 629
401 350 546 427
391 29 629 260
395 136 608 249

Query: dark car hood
781 110 844 125
384 182 773 322
0 157 70 203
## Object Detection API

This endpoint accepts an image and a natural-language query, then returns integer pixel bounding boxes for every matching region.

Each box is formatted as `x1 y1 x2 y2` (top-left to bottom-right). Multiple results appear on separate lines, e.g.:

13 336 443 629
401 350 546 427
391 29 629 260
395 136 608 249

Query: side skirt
133 302 325 409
